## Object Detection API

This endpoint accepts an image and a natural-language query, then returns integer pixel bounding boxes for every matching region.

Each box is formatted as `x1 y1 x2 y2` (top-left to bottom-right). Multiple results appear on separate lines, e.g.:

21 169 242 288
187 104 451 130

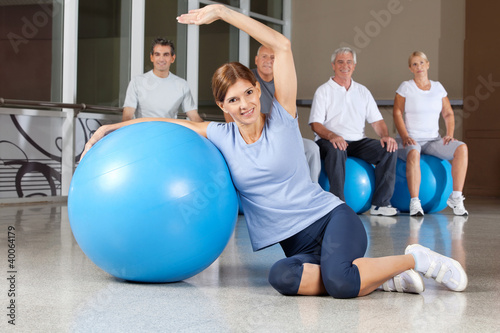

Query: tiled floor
0 197 499 332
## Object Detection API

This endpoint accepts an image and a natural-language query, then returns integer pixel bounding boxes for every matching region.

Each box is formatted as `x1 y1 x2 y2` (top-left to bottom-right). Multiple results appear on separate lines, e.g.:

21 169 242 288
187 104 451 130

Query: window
251 0 282 20
193 0 288 118
144 0 188 77
74 0 289 112
0 1 63 101
77 0 131 106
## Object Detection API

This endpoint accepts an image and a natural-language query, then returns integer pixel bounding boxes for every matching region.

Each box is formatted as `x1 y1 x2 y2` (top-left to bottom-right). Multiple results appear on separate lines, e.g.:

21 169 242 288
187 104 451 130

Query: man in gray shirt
122 38 203 122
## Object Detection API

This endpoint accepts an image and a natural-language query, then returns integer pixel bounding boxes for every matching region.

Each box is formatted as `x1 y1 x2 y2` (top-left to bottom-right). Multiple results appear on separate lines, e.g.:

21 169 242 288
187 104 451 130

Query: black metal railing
0 97 228 121
0 97 122 115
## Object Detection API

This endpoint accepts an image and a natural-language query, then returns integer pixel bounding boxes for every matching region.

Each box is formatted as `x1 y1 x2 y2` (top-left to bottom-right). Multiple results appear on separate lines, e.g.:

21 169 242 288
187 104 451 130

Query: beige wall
291 0 465 141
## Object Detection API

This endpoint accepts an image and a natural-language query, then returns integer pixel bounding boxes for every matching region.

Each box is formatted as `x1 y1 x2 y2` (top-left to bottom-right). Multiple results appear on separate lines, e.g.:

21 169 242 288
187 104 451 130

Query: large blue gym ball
319 157 375 214
390 155 452 213
68 122 238 283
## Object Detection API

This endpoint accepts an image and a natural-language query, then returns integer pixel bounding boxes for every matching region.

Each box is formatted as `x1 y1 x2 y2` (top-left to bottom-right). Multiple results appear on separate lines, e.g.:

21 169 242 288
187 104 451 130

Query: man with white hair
309 47 398 216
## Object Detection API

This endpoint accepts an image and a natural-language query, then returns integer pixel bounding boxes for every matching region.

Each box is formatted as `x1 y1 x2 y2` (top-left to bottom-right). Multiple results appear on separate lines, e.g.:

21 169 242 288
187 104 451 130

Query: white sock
452 191 462 199
410 197 420 203
410 251 429 274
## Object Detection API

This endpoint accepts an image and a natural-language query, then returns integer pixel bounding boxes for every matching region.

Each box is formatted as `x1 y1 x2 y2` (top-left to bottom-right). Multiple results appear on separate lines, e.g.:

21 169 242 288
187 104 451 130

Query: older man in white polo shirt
309 47 398 216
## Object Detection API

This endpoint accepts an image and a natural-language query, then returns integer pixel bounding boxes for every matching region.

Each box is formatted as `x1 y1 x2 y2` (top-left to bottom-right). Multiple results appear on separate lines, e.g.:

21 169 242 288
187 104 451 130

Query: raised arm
81 118 210 161
177 4 297 118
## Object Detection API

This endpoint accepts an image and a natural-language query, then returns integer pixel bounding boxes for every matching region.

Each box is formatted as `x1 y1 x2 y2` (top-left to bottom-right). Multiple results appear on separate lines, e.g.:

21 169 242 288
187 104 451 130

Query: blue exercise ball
68 122 238 283
390 155 452 213
319 157 375 214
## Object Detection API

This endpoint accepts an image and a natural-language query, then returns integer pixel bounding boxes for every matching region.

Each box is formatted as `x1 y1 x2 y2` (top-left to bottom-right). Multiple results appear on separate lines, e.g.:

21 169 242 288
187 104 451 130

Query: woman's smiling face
218 79 262 125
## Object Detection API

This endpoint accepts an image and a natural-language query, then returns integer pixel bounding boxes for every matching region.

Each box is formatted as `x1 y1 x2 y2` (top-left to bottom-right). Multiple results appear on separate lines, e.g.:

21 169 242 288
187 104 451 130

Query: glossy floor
0 197 499 332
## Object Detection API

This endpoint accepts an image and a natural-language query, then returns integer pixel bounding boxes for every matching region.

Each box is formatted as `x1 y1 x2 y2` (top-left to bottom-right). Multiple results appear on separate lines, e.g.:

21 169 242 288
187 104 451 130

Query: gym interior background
0 1 499 331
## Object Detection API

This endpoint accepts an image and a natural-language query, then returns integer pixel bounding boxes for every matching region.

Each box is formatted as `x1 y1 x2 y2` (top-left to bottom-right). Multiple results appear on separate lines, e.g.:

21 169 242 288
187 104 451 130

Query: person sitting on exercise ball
393 51 469 216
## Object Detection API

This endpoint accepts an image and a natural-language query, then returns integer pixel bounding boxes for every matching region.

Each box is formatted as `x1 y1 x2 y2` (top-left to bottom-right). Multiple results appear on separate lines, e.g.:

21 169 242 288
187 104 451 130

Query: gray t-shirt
123 70 196 119
252 68 275 114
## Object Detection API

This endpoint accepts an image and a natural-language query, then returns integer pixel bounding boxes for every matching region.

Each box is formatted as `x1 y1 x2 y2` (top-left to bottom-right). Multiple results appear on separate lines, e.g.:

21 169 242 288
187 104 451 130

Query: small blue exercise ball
390 155 452 213
68 122 238 283
319 157 375 214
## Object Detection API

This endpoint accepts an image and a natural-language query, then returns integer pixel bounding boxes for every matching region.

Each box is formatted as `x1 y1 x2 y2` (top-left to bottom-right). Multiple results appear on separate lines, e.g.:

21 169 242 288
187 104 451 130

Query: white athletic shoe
370 205 398 216
405 244 468 292
379 269 425 294
447 195 469 216
409 198 424 216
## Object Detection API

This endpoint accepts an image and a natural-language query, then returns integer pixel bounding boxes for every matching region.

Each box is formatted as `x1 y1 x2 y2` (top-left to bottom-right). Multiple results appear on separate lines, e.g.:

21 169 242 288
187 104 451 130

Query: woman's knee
454 143 468 158
322 269 361 299
406 149 420 165
319 204 365 298
407 148 420 159
268 257 304 296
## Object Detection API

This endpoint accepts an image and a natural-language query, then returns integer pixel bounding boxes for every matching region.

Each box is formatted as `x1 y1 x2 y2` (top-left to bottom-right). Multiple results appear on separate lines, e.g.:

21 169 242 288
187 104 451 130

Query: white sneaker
378 269 425 294
447 195 468 216
405 244 468 291
370 205 398 216
409 198 424 216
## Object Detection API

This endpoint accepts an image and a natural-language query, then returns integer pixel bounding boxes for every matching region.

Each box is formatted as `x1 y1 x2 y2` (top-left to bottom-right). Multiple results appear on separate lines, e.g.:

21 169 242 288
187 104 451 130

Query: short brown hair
151 38 175 56
211 62 257 103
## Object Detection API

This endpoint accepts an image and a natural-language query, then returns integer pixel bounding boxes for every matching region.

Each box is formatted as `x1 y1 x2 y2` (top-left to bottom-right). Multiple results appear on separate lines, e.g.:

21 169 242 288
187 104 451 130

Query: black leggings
268 204 367 299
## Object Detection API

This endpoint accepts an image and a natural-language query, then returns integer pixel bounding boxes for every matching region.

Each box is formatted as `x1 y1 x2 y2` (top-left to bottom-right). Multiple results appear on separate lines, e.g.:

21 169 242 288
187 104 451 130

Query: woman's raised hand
176 4 225 26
